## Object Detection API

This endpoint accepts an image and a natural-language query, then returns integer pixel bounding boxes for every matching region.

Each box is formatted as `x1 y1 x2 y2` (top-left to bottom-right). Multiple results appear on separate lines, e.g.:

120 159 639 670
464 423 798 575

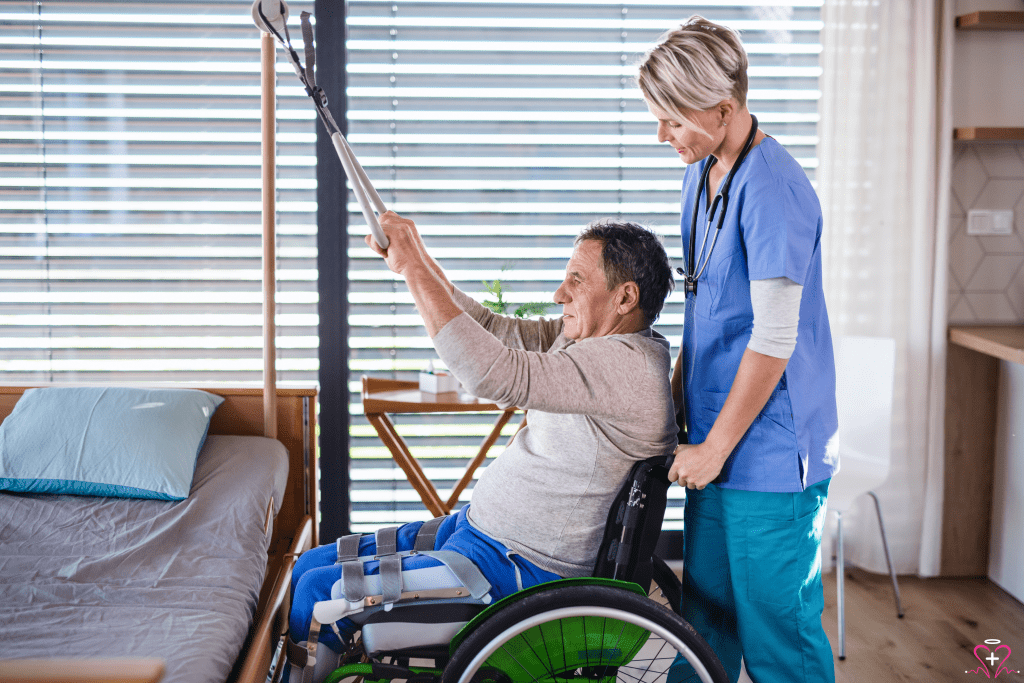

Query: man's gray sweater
430 289 677 577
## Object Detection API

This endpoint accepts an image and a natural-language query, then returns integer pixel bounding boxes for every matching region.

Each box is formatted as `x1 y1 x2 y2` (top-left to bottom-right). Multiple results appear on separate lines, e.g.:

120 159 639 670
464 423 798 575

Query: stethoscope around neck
677 114 759 297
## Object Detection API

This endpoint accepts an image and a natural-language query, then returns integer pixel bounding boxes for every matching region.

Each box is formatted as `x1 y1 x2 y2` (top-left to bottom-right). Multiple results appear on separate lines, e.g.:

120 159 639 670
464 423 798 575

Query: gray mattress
0 434 289 683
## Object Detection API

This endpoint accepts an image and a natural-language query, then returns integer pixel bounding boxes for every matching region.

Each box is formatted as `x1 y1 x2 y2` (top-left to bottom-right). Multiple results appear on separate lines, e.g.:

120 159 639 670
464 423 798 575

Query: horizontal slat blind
0 1 318 384
347 1 822 531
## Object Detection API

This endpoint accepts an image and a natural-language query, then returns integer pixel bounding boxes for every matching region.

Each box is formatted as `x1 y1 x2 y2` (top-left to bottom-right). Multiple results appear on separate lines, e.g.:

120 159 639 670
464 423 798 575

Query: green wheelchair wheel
442 584 727 683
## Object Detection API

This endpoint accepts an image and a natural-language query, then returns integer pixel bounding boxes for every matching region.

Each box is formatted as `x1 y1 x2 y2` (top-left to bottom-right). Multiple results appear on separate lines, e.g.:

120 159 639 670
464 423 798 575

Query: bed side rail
234 515 314 683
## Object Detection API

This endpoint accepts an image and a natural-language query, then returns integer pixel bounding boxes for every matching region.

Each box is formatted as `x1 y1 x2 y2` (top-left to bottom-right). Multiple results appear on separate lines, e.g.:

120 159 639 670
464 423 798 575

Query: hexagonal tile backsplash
948 143 1024 323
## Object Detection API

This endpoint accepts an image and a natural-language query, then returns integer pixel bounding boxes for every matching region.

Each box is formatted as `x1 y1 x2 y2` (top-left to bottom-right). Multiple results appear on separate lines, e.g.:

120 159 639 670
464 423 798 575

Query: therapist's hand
669 442 730 490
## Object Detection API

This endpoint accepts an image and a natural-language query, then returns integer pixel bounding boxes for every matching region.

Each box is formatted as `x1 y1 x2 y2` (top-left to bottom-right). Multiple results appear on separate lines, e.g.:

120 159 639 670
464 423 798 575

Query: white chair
831 336 903 660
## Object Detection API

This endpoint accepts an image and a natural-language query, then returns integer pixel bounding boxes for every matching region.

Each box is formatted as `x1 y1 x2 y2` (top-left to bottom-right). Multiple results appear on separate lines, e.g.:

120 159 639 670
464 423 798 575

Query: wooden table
361 376 519 518
942 325 1024 575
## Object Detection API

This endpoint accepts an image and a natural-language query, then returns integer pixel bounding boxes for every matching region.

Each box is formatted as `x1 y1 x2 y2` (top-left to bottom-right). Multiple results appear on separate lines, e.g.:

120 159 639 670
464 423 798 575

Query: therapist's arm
669 277 802 489
669 349 788 489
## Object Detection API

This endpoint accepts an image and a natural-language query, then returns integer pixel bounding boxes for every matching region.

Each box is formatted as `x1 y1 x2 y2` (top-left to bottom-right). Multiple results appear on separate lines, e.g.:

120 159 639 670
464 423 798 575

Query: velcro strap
375 526 399 557
379 554 403 605
414 515 447 551
286 638 308 669
335 533 362 563
414 550 492 600
299 11 317 90
341 560 365 602
300 620 321 683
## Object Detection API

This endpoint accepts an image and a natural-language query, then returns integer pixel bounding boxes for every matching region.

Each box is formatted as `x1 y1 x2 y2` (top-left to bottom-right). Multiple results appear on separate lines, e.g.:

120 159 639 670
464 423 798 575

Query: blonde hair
637 16 748 122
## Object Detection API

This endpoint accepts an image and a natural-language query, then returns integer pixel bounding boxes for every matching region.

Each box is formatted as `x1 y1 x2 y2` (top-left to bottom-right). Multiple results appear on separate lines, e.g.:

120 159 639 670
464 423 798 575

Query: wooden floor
820 568 1024 682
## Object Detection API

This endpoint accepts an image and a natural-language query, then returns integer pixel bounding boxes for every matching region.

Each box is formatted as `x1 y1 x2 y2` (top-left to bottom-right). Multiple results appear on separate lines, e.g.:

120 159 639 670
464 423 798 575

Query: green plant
481 264 552 319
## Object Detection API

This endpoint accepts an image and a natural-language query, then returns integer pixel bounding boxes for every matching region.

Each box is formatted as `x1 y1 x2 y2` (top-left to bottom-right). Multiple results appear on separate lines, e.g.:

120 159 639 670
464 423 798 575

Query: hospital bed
0 385 318 683
0 6 317 681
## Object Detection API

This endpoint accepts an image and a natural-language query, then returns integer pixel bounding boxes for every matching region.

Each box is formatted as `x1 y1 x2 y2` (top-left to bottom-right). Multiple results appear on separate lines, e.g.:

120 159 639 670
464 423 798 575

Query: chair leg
836 510 845 660
867 491 904 619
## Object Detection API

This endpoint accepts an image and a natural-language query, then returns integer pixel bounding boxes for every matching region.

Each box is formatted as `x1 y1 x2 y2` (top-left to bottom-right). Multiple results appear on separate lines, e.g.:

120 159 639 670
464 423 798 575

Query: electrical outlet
967 209 1014 236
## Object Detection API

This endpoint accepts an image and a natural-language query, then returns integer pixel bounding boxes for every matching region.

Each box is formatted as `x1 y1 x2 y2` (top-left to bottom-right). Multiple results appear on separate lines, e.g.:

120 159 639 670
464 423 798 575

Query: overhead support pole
261 30 278 439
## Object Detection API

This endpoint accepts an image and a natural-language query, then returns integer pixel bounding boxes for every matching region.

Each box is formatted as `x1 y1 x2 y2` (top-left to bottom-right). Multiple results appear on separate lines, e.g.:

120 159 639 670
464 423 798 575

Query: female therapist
637 17 838 683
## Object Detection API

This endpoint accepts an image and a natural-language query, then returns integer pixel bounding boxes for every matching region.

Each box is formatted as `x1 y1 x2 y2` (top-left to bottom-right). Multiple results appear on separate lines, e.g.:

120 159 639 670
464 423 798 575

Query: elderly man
287 211 677 678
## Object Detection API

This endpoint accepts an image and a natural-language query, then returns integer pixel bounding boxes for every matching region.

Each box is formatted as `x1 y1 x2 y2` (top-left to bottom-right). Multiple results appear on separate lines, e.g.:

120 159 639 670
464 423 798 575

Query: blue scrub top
679 136 838 492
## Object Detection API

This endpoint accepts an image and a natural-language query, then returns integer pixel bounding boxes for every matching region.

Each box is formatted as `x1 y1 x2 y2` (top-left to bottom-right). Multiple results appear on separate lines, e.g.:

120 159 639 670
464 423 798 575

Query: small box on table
419 371 460 394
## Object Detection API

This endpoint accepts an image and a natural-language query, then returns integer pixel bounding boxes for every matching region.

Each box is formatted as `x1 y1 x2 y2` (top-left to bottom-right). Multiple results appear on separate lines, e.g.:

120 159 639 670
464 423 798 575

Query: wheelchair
292 456 728 683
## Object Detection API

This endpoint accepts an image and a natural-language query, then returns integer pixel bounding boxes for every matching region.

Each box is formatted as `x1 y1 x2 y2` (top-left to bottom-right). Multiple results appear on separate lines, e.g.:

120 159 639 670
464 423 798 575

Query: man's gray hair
577 219 674 326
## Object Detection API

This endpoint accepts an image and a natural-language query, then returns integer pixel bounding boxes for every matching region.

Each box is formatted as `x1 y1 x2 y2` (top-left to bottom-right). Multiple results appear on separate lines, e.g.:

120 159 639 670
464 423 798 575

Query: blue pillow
0 387 225 500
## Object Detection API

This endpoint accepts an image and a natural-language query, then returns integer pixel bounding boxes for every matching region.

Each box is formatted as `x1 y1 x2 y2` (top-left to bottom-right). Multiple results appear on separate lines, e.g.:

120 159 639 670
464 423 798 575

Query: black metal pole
315 0 350 542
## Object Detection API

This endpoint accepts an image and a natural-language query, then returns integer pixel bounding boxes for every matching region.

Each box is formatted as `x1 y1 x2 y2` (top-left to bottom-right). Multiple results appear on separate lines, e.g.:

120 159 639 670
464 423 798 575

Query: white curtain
817 0 954 575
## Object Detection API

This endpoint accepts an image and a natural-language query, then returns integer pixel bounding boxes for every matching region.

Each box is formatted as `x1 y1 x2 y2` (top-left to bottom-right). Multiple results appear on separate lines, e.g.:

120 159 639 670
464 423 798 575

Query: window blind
346 1 822 531
0 0 319 385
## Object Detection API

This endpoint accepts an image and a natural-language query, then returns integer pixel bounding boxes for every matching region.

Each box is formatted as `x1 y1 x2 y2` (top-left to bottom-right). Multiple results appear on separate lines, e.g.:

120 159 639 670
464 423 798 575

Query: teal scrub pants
669 479 834 683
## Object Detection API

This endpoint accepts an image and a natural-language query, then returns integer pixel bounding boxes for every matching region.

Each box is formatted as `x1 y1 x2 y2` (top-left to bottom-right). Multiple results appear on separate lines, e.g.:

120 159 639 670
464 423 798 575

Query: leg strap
309 516 472 626
379 554 403 607
375 526 402 607
375 526 399 557
335 534 362 563
340 561 365 602
336 532 366 602
413 550 492 601
414 515 447 551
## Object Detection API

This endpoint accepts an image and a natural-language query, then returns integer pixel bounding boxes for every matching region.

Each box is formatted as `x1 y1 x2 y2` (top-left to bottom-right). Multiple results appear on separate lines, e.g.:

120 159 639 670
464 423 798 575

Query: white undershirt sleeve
748 277 803 359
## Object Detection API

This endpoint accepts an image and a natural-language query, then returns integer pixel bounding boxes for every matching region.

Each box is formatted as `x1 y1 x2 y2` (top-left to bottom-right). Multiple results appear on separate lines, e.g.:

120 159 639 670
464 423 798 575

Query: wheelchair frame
295 456 727 683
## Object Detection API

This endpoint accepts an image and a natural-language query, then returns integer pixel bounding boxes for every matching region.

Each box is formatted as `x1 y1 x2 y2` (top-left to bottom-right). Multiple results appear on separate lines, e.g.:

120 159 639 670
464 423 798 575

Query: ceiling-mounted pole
261 31 278 439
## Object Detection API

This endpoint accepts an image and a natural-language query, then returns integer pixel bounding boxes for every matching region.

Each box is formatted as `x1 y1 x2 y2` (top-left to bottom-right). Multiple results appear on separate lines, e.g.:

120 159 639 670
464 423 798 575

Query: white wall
948 0 1024 324
989 360 1024 602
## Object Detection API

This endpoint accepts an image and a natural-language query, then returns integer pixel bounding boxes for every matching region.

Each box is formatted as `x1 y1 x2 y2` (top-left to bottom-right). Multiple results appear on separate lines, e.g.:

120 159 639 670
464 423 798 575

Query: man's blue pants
669 480 835 683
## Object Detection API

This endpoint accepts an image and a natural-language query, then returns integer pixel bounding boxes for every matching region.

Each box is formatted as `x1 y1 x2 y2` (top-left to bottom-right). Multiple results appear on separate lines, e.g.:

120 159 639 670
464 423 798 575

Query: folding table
360 376 520 518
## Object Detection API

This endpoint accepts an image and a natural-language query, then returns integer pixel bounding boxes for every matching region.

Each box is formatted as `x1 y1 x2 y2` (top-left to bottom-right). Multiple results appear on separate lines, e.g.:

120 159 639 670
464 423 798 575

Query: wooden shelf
954 127 1024 141
956 11 1024 30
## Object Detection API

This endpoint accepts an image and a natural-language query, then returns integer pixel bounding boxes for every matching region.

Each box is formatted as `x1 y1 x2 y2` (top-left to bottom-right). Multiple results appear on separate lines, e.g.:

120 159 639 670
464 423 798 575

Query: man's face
553 239 623 341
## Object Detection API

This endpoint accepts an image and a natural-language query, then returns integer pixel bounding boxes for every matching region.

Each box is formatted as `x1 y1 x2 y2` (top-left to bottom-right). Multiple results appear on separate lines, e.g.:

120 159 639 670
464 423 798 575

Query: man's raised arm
366 211 562 351
364 211 461 338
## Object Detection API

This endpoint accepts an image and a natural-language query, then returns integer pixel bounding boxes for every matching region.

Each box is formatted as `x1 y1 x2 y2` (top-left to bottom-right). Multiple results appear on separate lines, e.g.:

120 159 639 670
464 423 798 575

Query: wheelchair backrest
591 455 672 588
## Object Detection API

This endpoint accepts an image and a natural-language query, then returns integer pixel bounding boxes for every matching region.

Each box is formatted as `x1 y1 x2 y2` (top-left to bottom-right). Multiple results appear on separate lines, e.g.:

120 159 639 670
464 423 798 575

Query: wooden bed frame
0 385 319 683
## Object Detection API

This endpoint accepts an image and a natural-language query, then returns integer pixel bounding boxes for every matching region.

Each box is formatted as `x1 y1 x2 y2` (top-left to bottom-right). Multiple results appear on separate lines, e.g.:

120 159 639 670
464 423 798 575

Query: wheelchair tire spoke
517 626 558 683
615 637 674 683
500 637 542 683
538 620 558 680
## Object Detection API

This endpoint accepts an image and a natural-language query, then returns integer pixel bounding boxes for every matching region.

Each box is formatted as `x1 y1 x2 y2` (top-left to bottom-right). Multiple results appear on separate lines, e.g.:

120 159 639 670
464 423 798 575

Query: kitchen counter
942 325 1024 577
949 325 1024 365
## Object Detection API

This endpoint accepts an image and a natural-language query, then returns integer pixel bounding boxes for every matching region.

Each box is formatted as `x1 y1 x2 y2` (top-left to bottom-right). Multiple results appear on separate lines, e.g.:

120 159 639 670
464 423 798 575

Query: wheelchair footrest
362 602 486 655
323 662 442 683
